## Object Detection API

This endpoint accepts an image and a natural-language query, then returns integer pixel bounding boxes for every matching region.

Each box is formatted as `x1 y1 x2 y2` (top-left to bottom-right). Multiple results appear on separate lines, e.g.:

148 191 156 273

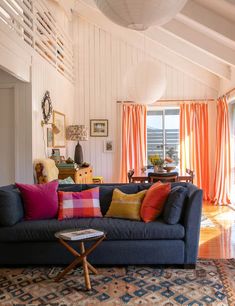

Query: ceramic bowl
163 166 176 172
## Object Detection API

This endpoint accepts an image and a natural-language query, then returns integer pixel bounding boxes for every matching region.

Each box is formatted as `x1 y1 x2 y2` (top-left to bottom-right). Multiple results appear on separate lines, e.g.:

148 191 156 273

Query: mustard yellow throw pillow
105 188 147 221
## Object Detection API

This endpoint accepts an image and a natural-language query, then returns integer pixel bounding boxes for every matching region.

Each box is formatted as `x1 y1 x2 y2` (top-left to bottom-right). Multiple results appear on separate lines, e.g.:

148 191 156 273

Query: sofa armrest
182 185 203 264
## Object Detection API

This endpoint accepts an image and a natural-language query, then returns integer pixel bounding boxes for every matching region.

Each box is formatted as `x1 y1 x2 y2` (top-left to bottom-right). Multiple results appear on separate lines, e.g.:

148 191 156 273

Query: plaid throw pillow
58 187 102 220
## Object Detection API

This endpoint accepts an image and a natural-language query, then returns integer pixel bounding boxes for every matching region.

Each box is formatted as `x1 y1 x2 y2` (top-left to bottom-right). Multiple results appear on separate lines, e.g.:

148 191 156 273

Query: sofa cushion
59 184 142 216
58 187 102 220
0 186 24 226
163 186 188 225
0 218 185 242
16 181 59 221
99 184 140 215
105 189 147 221
140 183 171 222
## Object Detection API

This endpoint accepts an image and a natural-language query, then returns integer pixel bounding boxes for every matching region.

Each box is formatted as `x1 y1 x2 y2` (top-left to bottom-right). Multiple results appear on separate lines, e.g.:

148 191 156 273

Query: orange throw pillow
140 182 171 223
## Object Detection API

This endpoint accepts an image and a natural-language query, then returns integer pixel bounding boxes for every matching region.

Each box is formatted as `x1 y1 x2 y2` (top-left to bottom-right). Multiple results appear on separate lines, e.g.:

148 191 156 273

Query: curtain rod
117 87 235 104
117 98 215 103
153 98 215 102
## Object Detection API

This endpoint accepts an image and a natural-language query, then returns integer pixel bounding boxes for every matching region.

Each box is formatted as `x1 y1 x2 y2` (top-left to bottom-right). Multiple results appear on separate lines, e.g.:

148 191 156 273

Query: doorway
0 87 15 186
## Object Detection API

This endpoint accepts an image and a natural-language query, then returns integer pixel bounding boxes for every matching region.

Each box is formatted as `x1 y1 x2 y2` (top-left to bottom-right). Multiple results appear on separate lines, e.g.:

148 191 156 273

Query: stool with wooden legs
54 230 105 290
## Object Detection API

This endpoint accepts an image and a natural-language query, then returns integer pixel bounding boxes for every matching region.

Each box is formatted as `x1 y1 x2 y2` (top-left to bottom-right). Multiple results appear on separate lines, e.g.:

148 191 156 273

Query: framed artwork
90 119 108 137
47 127 53 147
53 111 66 147
104 140 114 152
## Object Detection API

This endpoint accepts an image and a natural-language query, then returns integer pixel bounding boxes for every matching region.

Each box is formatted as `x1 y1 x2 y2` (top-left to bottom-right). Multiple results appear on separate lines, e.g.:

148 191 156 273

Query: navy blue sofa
0 183 202 267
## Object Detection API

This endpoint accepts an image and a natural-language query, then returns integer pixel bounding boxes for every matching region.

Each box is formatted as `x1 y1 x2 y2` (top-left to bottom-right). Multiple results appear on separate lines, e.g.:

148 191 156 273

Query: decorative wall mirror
42 91 52 124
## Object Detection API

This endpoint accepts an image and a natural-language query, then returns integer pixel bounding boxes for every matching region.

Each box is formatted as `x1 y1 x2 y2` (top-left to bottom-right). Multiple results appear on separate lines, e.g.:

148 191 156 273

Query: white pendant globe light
124 61 166 105
94 0 188 31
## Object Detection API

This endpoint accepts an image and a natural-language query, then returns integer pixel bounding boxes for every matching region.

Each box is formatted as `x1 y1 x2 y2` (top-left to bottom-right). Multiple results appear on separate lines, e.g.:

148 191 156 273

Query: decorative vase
154 165 164 173
153 165 158 172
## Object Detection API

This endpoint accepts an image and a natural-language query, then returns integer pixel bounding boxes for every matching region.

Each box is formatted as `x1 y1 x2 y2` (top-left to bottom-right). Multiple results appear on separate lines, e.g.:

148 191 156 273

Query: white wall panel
0 70 32 184
31 53 75 162
74 17 218 183
219 67 235 95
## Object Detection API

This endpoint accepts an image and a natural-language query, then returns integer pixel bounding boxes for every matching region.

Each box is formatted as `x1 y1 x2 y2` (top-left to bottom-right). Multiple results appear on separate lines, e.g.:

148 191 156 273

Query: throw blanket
33 158 59 183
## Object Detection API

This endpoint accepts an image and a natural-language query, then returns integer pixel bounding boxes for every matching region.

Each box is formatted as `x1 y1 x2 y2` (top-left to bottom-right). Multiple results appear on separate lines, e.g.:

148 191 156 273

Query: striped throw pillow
58 187 102 220
105 188 147 221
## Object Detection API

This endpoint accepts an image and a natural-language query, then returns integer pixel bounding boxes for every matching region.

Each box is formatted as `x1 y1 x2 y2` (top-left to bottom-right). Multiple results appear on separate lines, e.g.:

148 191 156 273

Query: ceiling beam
146 27 231 80
163 19 235 67
179 0 235 50
74 0 220 90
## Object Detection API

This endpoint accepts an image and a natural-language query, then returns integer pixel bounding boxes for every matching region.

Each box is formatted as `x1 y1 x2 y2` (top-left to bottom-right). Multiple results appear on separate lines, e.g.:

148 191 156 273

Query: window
147 108 180 165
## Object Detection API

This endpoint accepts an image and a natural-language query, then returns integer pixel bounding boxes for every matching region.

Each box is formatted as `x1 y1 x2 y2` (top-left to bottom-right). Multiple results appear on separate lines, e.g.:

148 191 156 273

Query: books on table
59 229 104 241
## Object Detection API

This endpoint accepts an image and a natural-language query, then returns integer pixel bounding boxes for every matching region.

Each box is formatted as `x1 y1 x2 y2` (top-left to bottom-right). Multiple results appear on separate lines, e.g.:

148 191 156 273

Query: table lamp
66 125 88 164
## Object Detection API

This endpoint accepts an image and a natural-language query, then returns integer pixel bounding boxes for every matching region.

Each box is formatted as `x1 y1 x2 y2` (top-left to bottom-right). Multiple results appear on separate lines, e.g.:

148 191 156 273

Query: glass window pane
147 111 163 160
147 108 179 166
165 110 180 165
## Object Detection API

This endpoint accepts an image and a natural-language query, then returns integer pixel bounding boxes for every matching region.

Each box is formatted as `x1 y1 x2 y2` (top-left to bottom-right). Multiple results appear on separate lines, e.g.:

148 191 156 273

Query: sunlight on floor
199 202 235 258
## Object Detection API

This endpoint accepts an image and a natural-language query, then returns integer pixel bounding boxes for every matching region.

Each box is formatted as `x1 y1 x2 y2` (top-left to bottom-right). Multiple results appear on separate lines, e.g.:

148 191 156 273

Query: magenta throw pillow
16 181 59 220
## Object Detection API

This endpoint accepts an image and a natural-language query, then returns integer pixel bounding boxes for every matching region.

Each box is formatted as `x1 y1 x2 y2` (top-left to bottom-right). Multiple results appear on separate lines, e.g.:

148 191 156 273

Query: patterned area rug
0 259 234 306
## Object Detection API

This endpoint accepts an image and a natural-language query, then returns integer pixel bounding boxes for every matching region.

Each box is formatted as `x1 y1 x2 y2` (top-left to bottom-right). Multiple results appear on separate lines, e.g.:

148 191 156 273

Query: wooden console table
58 166 93 184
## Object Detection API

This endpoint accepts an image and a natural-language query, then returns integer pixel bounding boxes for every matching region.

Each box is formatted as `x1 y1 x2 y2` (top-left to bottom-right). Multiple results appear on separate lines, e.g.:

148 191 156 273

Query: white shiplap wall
0 69 32 184
32 53 75 162
74 16 218 183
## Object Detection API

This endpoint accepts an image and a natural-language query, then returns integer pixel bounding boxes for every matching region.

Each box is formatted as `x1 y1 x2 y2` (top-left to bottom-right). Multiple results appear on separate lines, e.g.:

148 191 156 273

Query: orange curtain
121 104 147 183
212 97 231 205
180 103 210 200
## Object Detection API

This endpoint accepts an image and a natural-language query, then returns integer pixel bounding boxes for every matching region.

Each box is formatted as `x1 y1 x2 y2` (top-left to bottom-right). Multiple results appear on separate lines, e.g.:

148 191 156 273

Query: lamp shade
124 60 166 105
94 0 187 31
66 125 88 141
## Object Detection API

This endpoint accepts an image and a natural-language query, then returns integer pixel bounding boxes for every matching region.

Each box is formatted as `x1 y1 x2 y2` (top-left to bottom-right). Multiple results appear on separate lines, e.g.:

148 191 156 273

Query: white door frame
0 82 33 184
0 83 16 183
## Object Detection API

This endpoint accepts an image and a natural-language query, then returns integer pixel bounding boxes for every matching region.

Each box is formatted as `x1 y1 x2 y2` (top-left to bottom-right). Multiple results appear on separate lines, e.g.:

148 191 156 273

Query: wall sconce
41 121 60 135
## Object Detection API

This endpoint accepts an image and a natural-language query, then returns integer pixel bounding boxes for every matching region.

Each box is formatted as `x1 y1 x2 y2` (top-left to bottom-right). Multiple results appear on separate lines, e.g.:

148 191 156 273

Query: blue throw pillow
0 187 24 226
163 186 187 225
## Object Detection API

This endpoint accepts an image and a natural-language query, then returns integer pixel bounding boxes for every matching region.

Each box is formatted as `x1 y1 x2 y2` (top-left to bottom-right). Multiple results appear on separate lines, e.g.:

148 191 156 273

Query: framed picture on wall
104 140 114 152
90 119 108 137
53 111 66 147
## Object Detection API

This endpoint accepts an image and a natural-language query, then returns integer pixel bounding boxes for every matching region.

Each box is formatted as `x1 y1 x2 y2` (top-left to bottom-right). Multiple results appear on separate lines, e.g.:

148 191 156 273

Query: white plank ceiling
72 0 235 88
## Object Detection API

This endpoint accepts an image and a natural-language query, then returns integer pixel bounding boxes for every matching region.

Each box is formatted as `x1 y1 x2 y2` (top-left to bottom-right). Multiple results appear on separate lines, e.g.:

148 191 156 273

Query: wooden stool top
55 228 105 242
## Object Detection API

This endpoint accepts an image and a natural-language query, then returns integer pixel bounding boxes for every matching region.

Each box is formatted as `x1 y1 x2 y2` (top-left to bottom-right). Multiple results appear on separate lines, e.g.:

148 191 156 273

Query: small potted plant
148 154 165 172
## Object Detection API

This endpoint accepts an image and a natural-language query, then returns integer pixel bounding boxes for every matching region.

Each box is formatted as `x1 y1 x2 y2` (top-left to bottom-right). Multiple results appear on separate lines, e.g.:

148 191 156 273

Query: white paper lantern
94 0 187 31
124 61 166 105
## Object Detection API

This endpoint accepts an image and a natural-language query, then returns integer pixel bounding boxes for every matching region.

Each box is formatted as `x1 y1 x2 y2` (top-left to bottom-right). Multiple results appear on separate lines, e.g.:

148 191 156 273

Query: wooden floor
199 201 235 259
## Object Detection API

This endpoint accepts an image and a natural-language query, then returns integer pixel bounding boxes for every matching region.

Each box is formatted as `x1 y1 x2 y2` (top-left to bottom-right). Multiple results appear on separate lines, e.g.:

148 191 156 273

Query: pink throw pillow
58 187 102 220
16 181 59 220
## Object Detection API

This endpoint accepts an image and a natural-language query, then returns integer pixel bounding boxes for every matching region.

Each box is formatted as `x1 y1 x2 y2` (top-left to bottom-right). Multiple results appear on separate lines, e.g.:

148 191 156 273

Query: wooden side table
54 229 105 290
58 166 93 184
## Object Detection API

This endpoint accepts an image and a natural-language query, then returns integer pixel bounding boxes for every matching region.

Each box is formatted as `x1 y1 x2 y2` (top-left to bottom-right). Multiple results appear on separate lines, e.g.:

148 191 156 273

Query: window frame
147 105 180 164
